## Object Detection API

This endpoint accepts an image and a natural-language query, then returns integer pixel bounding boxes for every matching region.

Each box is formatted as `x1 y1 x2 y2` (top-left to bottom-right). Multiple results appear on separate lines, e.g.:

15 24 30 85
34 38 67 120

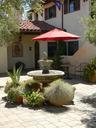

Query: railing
61 62 88 79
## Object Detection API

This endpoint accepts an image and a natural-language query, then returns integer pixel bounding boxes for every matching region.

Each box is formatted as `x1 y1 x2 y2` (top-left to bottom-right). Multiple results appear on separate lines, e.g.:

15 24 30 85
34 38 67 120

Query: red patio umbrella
32 28 80 41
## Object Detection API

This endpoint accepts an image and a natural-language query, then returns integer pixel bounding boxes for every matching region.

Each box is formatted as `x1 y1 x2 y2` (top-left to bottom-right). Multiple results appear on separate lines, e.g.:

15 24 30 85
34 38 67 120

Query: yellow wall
0 46 8 73
8 34 35 70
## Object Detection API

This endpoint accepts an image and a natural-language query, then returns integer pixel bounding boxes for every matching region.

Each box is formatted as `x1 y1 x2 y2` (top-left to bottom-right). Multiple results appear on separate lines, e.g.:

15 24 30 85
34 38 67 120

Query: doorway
34 41 39 69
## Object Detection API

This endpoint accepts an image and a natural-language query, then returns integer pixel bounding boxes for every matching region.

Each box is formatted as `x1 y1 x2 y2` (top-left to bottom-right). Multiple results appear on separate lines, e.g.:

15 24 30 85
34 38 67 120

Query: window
45 5 56 20
64 0 69 14
58 41 79 56
48 41 79 57
68 41 79 55
48 42 57 57
69 0 75 13
64 0 80 14
12 42 23 57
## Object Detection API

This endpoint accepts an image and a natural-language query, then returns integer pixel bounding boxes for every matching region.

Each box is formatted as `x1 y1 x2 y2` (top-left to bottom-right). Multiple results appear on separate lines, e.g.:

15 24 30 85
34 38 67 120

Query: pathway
0 76 96 128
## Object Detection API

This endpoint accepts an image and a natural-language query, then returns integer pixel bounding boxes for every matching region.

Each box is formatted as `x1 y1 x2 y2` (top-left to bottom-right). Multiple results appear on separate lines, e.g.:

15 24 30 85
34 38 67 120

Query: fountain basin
27 70 64 84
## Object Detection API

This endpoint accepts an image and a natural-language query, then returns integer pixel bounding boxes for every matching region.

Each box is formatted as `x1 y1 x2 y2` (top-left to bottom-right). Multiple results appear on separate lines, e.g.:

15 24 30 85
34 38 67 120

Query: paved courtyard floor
0 76 96 128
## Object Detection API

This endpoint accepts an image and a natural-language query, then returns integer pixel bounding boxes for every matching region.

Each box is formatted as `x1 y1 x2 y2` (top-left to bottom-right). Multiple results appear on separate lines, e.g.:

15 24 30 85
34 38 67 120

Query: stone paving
0 76 96 128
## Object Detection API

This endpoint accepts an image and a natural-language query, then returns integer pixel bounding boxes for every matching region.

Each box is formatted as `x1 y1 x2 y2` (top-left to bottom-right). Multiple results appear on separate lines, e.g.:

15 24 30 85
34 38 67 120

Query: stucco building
0 0 96 74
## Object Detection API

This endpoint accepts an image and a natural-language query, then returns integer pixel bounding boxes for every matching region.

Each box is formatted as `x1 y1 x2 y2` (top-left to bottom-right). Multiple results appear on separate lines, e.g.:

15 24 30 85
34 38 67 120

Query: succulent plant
23 91 45 107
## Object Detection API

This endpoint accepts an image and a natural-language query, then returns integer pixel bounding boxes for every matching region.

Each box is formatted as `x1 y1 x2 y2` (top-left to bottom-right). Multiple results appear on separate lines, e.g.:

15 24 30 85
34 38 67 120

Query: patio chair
74 63 88 78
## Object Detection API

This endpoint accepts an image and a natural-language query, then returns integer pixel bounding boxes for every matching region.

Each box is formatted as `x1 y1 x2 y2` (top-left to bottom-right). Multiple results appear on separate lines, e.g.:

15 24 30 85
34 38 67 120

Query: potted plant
7 87 23 104
83 57 96 82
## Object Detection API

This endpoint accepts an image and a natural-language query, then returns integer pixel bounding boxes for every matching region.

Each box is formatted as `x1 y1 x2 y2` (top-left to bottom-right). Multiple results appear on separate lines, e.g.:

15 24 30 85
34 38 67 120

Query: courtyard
0 76 96 128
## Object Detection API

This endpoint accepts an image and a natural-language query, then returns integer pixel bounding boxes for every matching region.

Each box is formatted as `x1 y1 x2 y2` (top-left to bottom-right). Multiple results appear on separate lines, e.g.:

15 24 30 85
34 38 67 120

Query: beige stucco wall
0 46 8 73
39 41 48 59
32 12 44 21
43 0 96 68
32 1 96 72
45 0 89 42
7 35 48 70
8 35 36 70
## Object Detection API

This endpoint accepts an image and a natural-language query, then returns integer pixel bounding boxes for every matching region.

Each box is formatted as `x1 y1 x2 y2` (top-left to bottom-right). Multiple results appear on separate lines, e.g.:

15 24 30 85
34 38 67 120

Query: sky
22 4 30 20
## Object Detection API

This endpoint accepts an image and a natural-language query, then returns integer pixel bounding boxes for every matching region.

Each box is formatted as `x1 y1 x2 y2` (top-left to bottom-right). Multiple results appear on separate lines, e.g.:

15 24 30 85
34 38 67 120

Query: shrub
22 79 42 92
52 52 62 70
23 91 45 107
4 81 13 93
83 57 96 81
7 87 23 104
44 79 75 106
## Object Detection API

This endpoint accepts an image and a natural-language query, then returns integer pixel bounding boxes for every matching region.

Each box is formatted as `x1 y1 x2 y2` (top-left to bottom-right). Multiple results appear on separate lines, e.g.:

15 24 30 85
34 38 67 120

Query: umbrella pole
57 40 59 52
66 41 68 56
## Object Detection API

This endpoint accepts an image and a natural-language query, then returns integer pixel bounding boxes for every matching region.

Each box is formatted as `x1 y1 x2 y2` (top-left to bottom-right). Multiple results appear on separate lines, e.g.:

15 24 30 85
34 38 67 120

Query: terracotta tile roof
20 20 56 33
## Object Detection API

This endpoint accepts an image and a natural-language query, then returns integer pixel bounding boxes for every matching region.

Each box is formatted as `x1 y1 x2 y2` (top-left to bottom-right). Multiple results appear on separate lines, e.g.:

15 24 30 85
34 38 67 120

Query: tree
0 0 44 46
85 0 96 45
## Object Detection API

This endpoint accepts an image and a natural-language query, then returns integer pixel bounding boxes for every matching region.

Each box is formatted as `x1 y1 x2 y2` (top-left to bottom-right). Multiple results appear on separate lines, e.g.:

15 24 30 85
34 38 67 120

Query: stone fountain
38 52 53 74
27 52 64 85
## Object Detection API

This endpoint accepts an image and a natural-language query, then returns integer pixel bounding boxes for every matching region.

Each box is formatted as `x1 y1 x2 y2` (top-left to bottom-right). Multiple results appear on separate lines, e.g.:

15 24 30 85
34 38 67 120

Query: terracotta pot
89 73 96 83
16 96 23 104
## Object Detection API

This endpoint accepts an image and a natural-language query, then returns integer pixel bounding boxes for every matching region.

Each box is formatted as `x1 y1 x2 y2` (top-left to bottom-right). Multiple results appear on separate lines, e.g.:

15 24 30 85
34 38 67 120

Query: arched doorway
34 41 39 69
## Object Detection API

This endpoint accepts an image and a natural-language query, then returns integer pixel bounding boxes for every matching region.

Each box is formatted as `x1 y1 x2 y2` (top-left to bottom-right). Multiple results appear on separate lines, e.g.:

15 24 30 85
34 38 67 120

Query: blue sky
22 5 30 19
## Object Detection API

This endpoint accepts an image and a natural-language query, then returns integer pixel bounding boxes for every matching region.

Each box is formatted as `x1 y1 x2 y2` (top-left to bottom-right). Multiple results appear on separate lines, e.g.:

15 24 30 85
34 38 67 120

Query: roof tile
20 20 56 32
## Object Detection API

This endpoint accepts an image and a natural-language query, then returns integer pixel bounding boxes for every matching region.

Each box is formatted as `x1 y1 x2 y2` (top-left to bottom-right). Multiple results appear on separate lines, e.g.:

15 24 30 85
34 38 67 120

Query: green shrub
52 52 62 70
8 87 22 103
83 57 96 81
4 79 23 94
8 87 18 103
23 91 45 107
23 79 41 92
4 81 13 93
44 79 75 106
8 67 22 87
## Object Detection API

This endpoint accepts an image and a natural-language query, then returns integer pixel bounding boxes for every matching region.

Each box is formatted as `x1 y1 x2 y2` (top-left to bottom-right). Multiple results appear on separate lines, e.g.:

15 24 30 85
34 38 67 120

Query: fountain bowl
27 70 64 84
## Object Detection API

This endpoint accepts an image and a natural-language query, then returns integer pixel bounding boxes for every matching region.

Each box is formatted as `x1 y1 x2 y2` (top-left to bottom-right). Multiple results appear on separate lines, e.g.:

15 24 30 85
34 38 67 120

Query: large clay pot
16 96 23 104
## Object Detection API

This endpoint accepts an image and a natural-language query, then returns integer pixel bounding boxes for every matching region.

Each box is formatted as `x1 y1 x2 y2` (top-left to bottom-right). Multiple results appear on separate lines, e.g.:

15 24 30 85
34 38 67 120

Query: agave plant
8 66 22 87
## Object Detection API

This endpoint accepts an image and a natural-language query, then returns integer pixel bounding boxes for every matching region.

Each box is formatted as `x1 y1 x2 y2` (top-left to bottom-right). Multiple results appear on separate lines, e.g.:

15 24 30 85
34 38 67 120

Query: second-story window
45 5 56 20
64 0 69 14
64 0 80 14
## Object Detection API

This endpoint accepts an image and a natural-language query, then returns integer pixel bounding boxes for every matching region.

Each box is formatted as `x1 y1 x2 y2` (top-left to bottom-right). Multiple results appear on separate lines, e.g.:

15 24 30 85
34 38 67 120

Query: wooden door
34 41 39 69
